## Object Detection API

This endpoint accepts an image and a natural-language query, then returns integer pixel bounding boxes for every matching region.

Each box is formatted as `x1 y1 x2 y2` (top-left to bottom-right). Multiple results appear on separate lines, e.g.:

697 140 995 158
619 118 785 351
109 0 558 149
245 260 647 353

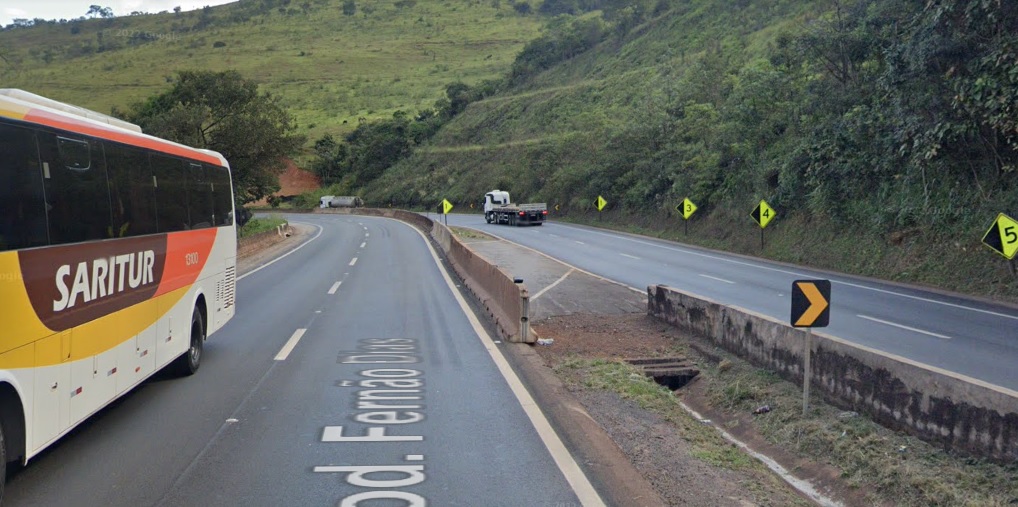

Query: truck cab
484 190 511 213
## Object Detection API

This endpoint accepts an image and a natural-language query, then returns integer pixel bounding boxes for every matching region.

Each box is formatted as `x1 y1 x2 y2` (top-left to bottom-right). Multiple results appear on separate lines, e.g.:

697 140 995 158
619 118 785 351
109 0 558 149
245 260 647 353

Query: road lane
445 213 1018 390
6 215 594 506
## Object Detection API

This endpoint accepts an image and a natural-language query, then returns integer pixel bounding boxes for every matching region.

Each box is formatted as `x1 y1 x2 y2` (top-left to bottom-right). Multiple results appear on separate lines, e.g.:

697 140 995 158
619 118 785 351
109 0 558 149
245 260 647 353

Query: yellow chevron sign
678 198 697 220
982 213 1018 260
596 195 608 211
791 280 830 328
751 200 775 228
441 199 454 214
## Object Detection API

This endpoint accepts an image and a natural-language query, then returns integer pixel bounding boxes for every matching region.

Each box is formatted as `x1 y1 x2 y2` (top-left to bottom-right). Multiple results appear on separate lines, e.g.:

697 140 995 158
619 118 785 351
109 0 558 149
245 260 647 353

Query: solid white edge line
237 222 323 281
699 274 735 284
406 222 606 507
532 269 574 301
349 257 358 266
328 281 342 295
274 328 307 361
857 314 952 340
678 401 842 507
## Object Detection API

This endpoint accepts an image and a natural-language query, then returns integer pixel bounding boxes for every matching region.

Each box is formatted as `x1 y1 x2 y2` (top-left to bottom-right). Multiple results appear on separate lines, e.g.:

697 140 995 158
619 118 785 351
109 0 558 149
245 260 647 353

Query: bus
0 89 237 499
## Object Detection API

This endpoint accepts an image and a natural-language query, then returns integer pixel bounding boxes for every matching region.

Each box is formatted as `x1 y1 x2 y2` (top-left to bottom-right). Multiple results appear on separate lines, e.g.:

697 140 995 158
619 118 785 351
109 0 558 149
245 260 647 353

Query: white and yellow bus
0 90 237 498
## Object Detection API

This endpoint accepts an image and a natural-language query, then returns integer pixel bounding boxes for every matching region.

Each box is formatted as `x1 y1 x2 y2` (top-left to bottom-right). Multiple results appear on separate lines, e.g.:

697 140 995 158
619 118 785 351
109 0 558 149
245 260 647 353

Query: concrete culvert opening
626 357 700 390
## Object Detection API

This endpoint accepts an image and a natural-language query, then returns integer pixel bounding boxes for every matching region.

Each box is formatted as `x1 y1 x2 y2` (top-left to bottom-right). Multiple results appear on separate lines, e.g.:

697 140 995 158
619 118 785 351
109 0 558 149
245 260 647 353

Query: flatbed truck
483 190 547 226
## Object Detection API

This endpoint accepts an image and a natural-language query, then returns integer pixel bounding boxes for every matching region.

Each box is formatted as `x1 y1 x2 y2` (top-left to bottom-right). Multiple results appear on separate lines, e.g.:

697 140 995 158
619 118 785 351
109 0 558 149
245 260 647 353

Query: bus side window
106 142 157 237
38 132 113 245
209 165 233 226
151 155 189 232
188 163 213 229
0 122 48 251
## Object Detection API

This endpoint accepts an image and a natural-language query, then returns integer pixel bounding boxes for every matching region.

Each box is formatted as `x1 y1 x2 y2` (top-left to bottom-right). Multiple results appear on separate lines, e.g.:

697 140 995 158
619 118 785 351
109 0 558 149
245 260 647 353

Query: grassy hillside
0 0 542 144
363 0 1018 302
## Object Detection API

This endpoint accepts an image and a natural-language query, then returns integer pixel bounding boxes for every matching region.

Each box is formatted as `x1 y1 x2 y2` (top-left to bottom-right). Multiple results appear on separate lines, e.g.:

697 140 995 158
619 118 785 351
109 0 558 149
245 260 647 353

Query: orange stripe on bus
154 228 218 297
23 109 221 165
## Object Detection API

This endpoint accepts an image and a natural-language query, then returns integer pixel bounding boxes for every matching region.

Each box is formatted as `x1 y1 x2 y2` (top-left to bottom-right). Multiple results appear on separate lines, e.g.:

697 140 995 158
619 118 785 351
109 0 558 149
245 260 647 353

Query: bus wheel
485 213 492 224
174 307 205 376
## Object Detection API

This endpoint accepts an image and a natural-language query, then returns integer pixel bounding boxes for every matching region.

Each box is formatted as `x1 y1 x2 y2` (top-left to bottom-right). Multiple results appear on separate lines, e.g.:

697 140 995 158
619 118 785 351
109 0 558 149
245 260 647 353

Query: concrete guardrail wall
648 284 1018 462
431 221 531 343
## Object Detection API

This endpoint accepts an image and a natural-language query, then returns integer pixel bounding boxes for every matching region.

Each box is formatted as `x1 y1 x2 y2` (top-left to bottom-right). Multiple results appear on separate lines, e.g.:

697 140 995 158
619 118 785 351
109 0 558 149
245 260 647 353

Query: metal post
760 228 764 250
802 328 812 416
684 219 688 237
520 291 530 343
1010 258 1016 278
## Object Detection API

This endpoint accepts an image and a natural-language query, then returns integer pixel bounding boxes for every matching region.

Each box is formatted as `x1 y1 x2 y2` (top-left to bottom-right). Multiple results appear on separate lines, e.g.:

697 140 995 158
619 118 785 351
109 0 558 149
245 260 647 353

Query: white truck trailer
483 190 547 226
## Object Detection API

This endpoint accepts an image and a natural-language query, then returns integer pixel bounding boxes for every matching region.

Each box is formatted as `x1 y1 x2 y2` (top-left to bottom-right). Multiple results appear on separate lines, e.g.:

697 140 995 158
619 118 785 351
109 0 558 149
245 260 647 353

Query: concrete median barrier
330 208 531 343
431 221 532 343
648 284 1018 462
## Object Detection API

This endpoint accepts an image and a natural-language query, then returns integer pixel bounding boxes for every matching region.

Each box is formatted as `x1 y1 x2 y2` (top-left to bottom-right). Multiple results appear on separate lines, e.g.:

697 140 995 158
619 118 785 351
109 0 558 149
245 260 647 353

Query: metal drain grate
626 357 700 390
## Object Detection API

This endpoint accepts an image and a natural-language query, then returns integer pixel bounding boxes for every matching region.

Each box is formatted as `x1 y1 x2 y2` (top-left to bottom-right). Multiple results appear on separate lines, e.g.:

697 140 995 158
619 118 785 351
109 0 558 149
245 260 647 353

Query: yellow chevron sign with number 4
751 200 775 228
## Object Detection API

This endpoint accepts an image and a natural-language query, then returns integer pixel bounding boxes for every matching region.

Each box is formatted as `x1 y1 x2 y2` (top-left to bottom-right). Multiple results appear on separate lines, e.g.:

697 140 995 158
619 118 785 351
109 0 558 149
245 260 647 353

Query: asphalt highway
445 213 1018 391
5 214 599 506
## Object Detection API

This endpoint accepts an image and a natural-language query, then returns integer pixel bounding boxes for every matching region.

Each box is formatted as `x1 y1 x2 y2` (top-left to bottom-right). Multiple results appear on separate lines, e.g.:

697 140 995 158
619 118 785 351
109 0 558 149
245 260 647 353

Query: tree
311 134 349 184
87 5 114 18
342 0 356 16
124 70 305 204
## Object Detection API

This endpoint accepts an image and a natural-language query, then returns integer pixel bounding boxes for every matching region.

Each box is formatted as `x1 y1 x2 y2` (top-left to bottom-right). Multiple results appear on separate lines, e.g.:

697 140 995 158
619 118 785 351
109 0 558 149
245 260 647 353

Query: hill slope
364 0 1018 301
0 0 542 143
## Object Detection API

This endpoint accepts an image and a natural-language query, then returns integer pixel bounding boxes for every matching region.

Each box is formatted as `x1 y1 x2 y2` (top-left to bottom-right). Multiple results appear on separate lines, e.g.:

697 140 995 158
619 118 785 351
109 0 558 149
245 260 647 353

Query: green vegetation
357 0 1018 301
121 70 304 204
239 216 287 238
0 0 543 144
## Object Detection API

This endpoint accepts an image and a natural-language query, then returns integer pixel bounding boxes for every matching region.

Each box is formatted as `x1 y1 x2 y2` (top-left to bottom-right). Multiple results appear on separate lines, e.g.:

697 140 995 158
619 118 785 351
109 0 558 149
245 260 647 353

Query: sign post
595 195 608 220
790 279 830 416
441 198 453 226
751 200 776 249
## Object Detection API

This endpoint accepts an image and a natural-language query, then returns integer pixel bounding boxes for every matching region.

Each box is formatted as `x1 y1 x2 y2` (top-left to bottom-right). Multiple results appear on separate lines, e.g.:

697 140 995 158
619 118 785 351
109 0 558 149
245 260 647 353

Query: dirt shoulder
237 222 314 276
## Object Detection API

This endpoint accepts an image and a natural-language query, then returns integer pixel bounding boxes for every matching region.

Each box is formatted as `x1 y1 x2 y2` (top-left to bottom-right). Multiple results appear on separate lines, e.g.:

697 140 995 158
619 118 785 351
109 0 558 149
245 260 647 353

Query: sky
2 1 237 26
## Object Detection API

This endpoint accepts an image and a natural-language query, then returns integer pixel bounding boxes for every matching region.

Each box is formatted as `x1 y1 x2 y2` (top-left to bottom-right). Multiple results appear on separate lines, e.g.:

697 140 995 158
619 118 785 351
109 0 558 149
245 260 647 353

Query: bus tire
485 213 492 224
174 307 205 377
